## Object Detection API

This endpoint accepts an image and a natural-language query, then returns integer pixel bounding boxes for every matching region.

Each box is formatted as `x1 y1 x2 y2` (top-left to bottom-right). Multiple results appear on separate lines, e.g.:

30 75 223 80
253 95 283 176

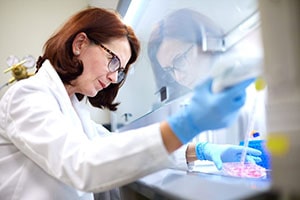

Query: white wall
0 0 118 124
0 0 88 96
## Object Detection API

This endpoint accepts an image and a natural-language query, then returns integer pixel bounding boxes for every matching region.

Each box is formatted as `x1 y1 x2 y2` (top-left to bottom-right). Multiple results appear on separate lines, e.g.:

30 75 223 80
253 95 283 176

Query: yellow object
3 60 27 73
254 77 266 91
3 60 34 84
266 133 289 156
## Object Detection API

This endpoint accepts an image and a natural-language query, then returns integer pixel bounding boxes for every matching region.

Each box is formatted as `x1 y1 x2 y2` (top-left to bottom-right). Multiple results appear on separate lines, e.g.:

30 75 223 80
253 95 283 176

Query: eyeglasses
99 44 126 83
162 44 194 75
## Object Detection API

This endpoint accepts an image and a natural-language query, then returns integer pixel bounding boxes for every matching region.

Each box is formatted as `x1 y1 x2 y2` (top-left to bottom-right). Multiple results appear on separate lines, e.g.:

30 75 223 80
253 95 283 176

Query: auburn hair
36 7 140 111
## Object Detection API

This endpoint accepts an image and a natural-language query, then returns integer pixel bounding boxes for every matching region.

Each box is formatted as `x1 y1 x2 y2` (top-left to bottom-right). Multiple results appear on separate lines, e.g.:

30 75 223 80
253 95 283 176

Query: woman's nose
107 71 118 83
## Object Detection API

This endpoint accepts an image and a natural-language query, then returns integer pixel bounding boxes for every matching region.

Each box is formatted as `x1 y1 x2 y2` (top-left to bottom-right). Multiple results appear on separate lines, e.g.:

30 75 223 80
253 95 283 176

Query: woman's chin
85 90 98 97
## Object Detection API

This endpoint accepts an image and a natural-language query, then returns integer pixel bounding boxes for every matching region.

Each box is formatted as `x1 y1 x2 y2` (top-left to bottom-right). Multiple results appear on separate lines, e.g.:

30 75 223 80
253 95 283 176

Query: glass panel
114 0 260 127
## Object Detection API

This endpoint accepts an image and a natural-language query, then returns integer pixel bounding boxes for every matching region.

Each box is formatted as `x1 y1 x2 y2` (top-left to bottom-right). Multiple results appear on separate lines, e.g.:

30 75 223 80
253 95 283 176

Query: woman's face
156 38 213 89
67 34 131 97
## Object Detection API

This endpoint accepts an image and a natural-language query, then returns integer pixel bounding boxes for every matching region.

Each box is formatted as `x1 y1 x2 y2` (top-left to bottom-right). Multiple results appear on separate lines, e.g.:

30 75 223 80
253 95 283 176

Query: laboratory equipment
240 78 266 163
118 1 300 198
1 55 35 91
211 55 263 93
258 0 300 198
222 162 266 179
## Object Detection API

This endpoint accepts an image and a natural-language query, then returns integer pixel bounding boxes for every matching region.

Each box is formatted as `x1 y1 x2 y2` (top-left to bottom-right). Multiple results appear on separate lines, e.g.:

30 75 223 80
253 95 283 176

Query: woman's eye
172 45 194 71
173 55 187 70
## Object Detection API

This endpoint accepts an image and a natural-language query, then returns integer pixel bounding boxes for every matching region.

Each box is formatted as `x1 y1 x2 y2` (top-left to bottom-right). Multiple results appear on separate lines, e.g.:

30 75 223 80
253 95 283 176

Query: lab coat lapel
41 60 84 134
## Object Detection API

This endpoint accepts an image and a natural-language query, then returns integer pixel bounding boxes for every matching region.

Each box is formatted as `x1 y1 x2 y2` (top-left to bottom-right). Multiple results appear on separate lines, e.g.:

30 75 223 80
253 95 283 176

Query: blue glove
167 78 254 144
195 142 262 170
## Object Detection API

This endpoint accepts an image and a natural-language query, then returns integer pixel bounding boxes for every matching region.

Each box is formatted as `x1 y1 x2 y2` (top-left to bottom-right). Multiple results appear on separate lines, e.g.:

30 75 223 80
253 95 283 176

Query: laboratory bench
120 163 274 200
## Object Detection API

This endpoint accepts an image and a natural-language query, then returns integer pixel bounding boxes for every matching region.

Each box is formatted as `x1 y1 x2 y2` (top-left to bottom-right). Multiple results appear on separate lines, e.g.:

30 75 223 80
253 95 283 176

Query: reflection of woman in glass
148 8 224 101
147 8 264 171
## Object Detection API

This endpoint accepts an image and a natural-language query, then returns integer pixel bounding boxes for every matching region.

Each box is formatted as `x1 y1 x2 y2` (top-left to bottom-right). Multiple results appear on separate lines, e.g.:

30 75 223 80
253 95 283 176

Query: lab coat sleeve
3 81 172 193
94 122 111 135
169 145 189 171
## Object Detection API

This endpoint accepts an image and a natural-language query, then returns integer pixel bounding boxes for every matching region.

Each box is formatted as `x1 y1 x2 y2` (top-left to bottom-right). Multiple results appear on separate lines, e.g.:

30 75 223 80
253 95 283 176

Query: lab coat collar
40 60 99 140
39 60 71 104
37 60 85 134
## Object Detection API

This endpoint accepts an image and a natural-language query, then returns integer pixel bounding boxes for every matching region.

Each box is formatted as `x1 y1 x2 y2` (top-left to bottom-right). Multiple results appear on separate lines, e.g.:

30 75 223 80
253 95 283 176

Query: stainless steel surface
122 168 271 200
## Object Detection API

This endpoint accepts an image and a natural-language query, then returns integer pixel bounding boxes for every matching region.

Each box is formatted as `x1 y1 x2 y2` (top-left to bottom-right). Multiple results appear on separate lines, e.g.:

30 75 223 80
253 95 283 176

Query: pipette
209 54 265 164
240 94 258 164
211 55 263 93
240 77 266 165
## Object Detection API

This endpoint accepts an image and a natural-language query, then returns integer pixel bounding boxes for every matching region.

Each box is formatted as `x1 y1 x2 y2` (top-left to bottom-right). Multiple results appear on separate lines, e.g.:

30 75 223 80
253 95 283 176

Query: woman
0 7 255 199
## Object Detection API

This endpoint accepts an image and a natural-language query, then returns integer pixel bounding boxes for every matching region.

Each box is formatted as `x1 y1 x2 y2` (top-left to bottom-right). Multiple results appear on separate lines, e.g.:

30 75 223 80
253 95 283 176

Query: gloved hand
167 78 254 144
195 142 262 170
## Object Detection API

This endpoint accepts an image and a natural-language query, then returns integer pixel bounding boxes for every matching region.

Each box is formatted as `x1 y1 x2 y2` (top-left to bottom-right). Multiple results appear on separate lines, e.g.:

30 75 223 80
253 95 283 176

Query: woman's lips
98 80 108 89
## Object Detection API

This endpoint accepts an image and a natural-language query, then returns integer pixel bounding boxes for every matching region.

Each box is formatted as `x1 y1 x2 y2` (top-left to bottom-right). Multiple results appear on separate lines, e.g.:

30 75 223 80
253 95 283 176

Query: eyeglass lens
108 58 125 83
100 44 125 83
109 57 121 72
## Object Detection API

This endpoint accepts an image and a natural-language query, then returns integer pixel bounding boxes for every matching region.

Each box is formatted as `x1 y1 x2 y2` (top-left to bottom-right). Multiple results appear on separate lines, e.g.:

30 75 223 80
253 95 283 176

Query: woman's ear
72 32 88 56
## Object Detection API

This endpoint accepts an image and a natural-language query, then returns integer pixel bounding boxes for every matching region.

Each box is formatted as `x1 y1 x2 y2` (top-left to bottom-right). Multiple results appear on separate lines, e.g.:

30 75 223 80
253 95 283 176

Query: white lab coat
0 60 173 200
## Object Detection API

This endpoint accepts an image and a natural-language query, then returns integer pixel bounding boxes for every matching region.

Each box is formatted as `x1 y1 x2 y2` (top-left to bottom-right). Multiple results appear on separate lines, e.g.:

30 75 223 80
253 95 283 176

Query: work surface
122 162 271 200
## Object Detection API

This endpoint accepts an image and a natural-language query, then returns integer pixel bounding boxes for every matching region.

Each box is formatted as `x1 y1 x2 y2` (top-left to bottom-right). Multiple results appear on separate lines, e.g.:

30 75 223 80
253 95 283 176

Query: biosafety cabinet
114 0 300 199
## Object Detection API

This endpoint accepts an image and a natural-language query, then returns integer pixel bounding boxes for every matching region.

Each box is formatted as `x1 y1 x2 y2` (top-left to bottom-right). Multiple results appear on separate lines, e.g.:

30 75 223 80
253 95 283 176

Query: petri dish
222 162 267 179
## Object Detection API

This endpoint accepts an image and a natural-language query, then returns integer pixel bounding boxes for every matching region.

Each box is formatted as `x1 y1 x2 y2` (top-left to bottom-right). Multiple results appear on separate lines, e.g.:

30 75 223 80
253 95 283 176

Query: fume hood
114 0 261 127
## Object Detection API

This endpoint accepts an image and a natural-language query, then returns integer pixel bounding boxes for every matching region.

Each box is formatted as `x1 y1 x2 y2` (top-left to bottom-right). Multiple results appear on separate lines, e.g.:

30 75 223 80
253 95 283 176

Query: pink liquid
222 162 267 178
